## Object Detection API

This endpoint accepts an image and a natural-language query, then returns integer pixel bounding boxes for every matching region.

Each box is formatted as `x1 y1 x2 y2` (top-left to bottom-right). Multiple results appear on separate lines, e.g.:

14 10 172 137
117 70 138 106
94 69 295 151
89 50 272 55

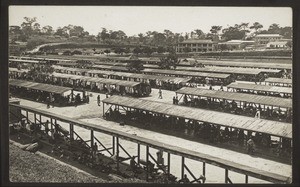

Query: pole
181 157 185 179
203 162 206 176
90 130 94 148
116 137 119 172
137 144 140 164
146 146 149 181
167 153 170 174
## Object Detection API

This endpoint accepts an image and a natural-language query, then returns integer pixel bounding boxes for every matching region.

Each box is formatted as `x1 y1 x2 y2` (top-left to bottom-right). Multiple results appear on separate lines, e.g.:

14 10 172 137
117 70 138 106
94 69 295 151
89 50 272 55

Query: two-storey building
176 39 217 53
254 34 283 45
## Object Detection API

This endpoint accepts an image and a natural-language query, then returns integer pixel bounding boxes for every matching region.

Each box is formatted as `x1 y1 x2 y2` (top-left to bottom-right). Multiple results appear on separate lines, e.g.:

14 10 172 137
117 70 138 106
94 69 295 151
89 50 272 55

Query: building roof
265 78 292 85
103 95 292 139
9 67 29 73
255 34 283 38
175 66 262 75
9 79 72 94
267 41 288 45
180 39 214 44
53 66 191 84
176 87 292 109
141 68 231 79
9 103 290 184
195 60 292 70
9 59 44 64
52 72 141 88
227 82 292 95
221 40 255 45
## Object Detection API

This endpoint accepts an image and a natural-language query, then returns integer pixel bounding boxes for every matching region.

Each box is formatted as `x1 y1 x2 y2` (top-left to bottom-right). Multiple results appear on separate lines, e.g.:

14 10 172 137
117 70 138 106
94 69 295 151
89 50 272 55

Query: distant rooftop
267 41 288 45
222 40 255 44
255 34 283 38
180 39 214 44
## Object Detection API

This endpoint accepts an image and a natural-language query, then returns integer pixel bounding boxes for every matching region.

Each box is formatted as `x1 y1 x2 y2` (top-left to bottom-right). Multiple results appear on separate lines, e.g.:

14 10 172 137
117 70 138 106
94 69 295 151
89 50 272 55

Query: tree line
9 17 292 48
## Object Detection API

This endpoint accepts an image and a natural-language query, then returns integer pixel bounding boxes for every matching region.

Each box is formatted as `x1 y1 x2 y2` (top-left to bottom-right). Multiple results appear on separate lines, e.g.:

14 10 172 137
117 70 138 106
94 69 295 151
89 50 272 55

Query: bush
63 50 72 55
71 50 83 55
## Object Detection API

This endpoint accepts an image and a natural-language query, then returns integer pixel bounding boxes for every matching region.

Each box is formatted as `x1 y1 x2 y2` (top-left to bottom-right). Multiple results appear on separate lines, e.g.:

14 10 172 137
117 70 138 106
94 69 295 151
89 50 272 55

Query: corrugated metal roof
176 66 262 75
196 60 292 70
92 64 128 71
57 62 78 66
9 59 42 64
52 72 141 87
180 39 214 44
227 82 292 95
53 66 191 84
103 95 292 139
141 69 230 79
9 79 72 94
265 78 292 84
176 87 292 108
9 102 291 183
9 68 29 73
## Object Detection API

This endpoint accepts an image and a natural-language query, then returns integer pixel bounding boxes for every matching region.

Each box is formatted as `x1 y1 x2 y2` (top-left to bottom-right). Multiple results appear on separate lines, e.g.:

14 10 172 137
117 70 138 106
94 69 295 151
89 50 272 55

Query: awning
9 79 72 94
265 78 292 85
103 95 292 139
176 87 292 108
227 82 292 95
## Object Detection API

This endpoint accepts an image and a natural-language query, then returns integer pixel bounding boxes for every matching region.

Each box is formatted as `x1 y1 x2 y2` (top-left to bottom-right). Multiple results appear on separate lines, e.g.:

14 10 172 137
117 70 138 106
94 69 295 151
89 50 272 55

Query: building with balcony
176 39 217 53
254 34 283 45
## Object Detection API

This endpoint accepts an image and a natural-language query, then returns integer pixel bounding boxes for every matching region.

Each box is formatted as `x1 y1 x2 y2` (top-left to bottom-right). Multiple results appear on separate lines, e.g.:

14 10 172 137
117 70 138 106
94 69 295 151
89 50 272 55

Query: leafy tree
132 47 142 55
71 50 82 55
41 25 53 35
63 50 72 55
239 23 250 39
280 26 292 39
194 29 205 39
159 52 180 69
250 22 263 34
221 25 244 41
268 23 280 34
142 46 154 56
210 26 222 41
157 46 165 54
75 60 92 68
114 47 125 55
21 17 37 38
100 28 110 41
126 59 144 72
55 27 68 37
104 49 111 56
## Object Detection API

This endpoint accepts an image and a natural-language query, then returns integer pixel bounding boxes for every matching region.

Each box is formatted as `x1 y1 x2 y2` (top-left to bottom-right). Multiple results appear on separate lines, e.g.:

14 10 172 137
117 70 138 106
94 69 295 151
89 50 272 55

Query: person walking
158 88 163 99
97 95 101 106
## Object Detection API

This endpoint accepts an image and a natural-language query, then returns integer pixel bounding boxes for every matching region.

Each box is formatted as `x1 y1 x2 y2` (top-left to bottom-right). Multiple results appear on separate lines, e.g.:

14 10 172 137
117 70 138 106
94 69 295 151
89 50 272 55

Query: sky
9 6 292 36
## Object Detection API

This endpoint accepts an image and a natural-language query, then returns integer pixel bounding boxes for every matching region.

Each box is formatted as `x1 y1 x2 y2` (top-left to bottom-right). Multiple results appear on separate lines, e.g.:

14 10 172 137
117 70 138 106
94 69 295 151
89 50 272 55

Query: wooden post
26 111 28 121
112 136 115 155
34 113 37 124
50 118 53 131
116 137 119 172
203 162 206 176
245 175 248 183
90 130 94 148
39 114 42 124
137 144 140 164
102 103 104 117
225 169 228 184
69 124 74 141
181 157 185 179
167 152 170 174
146 146 149 181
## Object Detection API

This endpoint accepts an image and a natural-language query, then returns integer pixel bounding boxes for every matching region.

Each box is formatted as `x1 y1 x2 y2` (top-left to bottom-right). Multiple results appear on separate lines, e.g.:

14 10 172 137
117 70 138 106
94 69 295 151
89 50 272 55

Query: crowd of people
178 94 292 123
105 108 292 159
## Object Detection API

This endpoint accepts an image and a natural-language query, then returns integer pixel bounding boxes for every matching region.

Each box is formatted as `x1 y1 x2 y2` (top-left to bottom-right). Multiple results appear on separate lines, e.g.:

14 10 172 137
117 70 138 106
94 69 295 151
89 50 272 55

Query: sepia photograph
5 5 294 184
